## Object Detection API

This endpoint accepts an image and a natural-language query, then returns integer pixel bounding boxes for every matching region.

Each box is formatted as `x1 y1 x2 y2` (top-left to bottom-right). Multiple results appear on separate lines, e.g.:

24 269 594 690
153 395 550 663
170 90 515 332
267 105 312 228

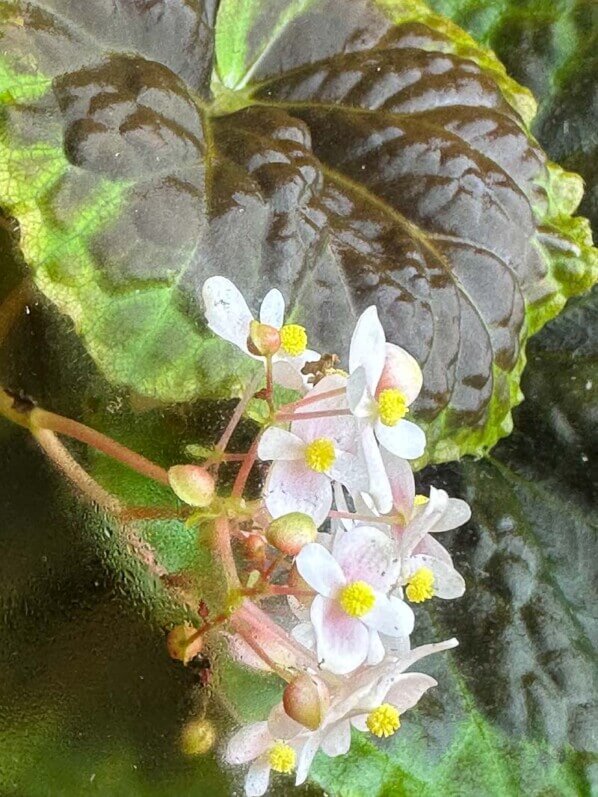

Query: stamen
339 581 375 617
377 389 408 426
304 438 336 472
366 704 401 737
280 324 308 357
405 567 435 603
268 741 296 774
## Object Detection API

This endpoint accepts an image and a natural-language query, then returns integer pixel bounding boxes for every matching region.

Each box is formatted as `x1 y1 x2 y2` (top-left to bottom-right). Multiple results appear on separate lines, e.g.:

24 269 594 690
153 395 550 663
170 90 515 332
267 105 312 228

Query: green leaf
0 1 596 467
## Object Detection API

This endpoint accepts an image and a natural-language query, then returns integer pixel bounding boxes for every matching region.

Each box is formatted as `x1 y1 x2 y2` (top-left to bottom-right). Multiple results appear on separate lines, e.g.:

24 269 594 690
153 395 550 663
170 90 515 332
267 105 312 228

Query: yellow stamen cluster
268 741 296 774
339 580 376 618
377 388 408 426
405 567 435 603
366 704 401 738
280 324 308 357
414 494 429 507
304 438 336 472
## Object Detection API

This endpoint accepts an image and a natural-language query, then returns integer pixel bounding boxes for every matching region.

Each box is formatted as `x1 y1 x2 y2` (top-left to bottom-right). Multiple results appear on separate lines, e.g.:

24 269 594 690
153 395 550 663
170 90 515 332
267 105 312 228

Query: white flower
265 638 458 779
383 454 469 603
225 707 313 797
258 375 368 526
347 306 426 512
295 527 414 674
202 276 318 392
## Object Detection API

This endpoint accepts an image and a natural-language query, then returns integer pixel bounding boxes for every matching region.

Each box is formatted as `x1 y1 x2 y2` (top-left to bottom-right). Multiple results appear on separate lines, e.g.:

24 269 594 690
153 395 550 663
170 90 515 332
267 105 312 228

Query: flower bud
283 673 330 730
266 513 317 556
166 623 203 665
180 718 216 756
168 464 215 507
247 320 281 356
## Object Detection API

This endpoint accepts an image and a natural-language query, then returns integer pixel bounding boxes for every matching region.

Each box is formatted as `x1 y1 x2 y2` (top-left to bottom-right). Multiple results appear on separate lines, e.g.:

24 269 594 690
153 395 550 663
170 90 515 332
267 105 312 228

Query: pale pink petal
320 720 352 757
360 424 393 513
295 733 322 786
350 714 369 732
377 343 423 405
392 638 458 674
406 554 465 600
347 367 375 418
291 621 316 651
375 418 426 460
259 289 285 328
367 628 385 665
271 358 307 392
258 427 304 461
225 722 271 765
413 534 453 567
202 276 253 353
364 593 414 638
311 595 369 674
384 673 437 714
334 526 399 591
399 489 449 555
245 758 271 797
432 497 472 532
264 461 332 526
381 450 415 518
349 306 386 393
329 450 370 494
296 543 346 597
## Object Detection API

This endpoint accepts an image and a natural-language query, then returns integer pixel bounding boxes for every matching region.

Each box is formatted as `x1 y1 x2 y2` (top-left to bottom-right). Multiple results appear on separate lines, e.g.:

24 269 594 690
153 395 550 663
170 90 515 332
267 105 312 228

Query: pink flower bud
166 624 203 665
168 465 215 507
283 673 330 730
266 513 317 555
247 320 281 356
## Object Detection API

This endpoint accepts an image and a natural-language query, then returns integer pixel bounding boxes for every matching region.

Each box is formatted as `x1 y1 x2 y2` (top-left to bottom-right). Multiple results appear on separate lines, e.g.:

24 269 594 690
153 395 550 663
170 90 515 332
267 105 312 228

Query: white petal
264 460 332 526
391 638 459 674
349 306 386 392
329 450 369 494
320 721 352 757
432 497 472 532
202 276 253 353
291 621 316 651
364 593 415 638
375 418 426 460
385 673 437 714
381 450 415 518
378 343 423 405
413 534 453 567
296 543 346 597
258 427 304 461
350 714 369 732
406 554 465 600
334 526 399 591
367 628 385 665
311 595 369 674
347 367 375 417
245 758 271 797
360 424 393 513
225 722 271 764
295 733 322 786
271 358 307 392
259 289 285 328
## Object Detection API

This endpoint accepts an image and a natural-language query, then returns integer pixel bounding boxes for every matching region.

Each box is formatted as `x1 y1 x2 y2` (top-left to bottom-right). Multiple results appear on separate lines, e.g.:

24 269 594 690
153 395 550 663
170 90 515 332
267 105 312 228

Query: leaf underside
0 0 596 465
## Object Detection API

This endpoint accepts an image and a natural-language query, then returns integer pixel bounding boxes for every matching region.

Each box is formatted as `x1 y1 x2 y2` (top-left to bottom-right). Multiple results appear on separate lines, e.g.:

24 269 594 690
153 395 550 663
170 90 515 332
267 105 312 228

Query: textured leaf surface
0 0 596 464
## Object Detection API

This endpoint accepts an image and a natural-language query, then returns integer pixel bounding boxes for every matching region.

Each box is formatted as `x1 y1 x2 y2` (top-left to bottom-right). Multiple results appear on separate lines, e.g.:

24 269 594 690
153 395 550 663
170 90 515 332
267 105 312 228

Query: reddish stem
280 386 346 412
276 407 352 422
213 516 240 589
31 407 170 487
231 436 260 499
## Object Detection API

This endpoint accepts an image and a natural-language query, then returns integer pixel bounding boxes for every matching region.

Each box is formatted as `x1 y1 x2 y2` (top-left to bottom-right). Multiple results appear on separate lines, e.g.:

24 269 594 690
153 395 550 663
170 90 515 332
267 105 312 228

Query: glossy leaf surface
0 0 596 464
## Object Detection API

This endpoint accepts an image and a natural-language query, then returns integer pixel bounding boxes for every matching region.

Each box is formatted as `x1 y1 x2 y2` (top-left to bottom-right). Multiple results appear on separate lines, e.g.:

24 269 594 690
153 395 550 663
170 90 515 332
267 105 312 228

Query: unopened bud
247 320 281 356
283 673 330 731
168 465 215 507
266 513 317 555
166 624 203 665
180 718 216 756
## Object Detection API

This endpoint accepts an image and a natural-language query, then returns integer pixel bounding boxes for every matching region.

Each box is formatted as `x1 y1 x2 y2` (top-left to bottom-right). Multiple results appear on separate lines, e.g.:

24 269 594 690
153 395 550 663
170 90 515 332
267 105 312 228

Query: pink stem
280 386 346 412
231 436 260 499
213 516 240 589
276 408 352 422
215 370 263 455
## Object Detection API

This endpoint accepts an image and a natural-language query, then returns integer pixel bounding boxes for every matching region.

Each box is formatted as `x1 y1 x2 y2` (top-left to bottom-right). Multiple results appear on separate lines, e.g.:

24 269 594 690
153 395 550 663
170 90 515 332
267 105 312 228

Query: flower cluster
169 277 471 796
